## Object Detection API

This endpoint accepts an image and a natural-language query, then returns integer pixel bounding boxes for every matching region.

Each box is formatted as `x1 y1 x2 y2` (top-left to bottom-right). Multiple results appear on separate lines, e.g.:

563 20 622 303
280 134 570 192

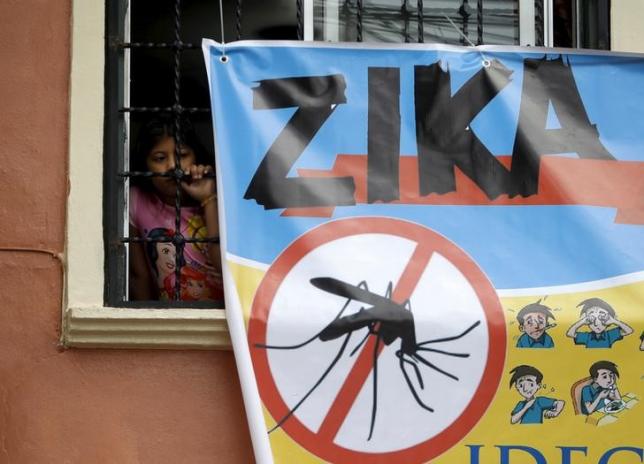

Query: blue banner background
205 42 644 289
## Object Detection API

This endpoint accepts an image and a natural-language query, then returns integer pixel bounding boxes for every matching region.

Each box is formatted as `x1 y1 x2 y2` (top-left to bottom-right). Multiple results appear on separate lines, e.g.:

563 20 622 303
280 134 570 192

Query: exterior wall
611 0 644 53
0 2 253 463
1 1 641 463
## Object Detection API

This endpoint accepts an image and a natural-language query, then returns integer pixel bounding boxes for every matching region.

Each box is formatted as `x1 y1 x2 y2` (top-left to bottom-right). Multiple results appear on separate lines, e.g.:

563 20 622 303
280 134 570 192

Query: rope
443 13 490 67
219 0 227 59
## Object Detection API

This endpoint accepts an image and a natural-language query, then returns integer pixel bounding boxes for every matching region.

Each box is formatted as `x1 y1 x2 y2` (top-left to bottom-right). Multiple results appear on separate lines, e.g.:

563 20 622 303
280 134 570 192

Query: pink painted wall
0 2 254 462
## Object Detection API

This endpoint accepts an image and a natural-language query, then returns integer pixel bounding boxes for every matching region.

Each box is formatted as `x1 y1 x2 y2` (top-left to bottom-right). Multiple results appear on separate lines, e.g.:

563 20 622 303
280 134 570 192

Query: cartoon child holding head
566 298 633 348
515 300 556 348
581 360 622 415
510 365 565 424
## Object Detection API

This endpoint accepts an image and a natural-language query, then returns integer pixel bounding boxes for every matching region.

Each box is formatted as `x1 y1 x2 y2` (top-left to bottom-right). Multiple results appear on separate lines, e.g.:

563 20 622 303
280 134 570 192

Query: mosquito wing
310 277 390 306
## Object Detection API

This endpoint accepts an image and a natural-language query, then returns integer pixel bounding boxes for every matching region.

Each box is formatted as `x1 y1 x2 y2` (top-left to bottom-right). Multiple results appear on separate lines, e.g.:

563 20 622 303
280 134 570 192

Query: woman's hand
180 164 215 203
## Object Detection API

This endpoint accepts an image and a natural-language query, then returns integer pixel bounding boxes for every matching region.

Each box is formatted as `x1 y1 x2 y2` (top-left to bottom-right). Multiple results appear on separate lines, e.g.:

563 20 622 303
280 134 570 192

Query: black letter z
245 75 356 209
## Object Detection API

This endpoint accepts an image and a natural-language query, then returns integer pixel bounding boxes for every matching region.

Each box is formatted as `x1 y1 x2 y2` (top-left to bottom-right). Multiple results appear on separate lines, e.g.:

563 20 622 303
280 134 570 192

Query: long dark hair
131 116 213 190
145 228 186 278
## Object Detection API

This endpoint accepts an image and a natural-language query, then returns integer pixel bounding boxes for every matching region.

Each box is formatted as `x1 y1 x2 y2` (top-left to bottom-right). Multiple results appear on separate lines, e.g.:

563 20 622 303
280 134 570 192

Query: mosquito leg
256 299 354 350
267 332 352 434
413 353 458 381
398 353 434 412
255 334 323 350
350 322 375 356
416 346 470 358
417 320 481 346
367 335 381 441
397 350 424 389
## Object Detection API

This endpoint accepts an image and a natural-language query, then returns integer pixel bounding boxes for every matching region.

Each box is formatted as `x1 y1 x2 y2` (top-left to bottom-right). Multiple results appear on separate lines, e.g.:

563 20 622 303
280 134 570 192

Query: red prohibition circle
247 217 505 464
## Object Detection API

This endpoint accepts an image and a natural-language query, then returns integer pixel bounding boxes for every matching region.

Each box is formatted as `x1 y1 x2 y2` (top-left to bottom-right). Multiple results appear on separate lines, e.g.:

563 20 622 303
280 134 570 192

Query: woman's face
155 242 176 277
146 134 196 201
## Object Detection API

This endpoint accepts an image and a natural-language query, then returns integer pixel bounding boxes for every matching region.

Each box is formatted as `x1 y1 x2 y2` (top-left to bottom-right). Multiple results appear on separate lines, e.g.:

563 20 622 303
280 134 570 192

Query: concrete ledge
62 307 232 349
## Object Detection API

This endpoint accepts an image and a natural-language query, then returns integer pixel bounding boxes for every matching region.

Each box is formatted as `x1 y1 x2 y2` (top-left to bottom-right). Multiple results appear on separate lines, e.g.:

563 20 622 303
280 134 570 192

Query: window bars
105 0 217 307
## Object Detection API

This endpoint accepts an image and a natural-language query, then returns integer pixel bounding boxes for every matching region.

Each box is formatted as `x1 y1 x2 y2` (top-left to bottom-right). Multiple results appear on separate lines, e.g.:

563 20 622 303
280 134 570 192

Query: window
63 0 615 350
105 1 299 309
551 0 610 49
314 0 522 45
64 1 231 348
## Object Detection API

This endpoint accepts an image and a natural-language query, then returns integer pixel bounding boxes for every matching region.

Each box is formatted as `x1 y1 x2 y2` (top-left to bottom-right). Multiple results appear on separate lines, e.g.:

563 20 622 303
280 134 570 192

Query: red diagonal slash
248 217 506 464
317 241 435 441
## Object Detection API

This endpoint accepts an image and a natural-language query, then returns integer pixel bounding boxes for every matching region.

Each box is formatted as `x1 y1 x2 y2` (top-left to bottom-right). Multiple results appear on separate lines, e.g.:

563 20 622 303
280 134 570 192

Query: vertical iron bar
535 0 544 46
105 0 127 305
402 0 410 43
458 0 471 45
417 0 424 43
296 0 303 40
477 0 483 44
173 0 184 301
235 0 243 40
357 0 364 42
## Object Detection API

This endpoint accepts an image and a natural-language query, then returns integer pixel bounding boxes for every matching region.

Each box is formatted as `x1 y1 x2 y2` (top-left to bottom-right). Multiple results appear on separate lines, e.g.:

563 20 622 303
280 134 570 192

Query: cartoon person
515 300 556 348
145 228 185 299
566 298 633 348
510 365 565 424
581 360 622 415
180 266 210 301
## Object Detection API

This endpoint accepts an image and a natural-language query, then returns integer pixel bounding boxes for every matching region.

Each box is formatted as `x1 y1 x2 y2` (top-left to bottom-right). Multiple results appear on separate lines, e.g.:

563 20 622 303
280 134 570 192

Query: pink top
130 186 223 301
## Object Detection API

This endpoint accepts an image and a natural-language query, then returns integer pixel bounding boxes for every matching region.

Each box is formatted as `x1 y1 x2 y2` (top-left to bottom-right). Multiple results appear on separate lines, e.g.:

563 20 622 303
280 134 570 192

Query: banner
203 40 644 464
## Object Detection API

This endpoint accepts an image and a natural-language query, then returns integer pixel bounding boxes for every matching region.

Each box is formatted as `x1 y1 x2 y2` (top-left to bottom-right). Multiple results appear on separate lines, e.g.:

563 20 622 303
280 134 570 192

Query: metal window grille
105 0 224 307
316 1 521 45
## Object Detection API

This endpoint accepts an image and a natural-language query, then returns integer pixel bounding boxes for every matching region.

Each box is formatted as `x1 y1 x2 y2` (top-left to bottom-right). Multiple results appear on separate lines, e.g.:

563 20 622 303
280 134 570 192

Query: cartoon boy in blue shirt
566 298 633 348
581 360 622 415
515 301 556 348
510 365 565 424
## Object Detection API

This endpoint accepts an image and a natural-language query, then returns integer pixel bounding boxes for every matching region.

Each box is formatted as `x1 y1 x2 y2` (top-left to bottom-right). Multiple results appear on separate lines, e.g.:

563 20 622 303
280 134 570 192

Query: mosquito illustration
255 277 481 440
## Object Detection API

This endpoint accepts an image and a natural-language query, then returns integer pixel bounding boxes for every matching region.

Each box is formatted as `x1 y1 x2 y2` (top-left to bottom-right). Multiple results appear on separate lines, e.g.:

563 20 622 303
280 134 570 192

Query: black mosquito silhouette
255 277 481 440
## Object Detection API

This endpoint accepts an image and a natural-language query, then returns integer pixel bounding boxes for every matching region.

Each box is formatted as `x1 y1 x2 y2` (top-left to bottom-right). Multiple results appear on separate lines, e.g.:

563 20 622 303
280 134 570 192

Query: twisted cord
417 0 424 43
296 0 303 40
401 0 410 43
235 0 243 40
458 0 471 46
173 0 185 301
535 0 544 46
357 0 364 42
477 0 483 45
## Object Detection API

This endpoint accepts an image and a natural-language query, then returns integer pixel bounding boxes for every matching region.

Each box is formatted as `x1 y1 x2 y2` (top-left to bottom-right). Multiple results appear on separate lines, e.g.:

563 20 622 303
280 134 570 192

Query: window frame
62 0 230 349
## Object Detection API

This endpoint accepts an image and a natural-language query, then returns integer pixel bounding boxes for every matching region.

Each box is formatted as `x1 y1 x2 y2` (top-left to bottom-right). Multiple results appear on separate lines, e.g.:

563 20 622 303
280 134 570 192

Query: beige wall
611 0 644 53
0 2 253 462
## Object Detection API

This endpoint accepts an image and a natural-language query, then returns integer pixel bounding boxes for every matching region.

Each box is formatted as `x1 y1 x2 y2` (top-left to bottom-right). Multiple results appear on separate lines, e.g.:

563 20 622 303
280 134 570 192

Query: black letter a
510 56 614 196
